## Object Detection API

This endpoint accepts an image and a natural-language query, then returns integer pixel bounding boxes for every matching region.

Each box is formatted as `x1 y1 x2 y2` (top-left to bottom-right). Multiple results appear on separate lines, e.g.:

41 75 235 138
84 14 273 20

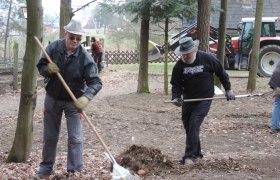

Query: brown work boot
66 170 82 179
33 170 55 180
66 170 75 178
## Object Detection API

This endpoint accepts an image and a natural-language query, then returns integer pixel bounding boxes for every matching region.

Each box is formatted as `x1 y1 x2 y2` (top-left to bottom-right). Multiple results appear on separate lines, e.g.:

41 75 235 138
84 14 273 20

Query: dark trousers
181 100 212 161
94 52 103 72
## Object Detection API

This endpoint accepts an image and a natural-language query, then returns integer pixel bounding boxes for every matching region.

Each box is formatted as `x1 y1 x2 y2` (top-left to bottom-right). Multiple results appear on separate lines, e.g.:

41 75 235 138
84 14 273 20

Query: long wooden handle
34 36 113 157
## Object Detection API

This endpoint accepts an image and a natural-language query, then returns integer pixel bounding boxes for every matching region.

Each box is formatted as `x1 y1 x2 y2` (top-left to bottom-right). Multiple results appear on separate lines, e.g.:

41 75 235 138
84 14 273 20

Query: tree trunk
215 0 228 88
164 18 169 95
60 0 73 38
137 13 150 93
247 0 264 92
197 0 211 52
7 0 43 163
3 0 12 63
13 42 19 91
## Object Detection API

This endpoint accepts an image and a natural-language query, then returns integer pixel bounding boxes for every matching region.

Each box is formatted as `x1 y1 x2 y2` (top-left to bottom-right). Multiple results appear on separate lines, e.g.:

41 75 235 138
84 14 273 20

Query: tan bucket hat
64 19 85 36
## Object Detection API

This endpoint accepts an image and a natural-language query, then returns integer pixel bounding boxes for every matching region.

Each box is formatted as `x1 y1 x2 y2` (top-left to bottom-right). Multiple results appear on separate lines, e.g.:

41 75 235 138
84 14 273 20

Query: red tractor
163 17 280 77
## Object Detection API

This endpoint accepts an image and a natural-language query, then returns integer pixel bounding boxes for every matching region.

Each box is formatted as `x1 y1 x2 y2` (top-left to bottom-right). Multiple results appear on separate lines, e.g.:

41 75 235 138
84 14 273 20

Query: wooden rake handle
34 36 113 157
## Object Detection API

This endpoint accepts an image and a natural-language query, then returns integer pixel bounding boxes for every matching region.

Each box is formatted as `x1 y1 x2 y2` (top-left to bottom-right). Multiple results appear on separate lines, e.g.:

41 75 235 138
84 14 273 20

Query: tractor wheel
258 45 280 77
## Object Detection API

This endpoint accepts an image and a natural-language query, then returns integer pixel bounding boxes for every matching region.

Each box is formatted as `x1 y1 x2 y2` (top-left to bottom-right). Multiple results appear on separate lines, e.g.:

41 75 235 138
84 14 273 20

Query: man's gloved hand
172 98 183 107
225 90 235 101
74 96 89 111
47 63 59 74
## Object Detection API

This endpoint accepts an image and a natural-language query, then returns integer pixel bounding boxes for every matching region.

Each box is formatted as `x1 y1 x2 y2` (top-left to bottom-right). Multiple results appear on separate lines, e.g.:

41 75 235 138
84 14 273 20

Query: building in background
210 0 280 30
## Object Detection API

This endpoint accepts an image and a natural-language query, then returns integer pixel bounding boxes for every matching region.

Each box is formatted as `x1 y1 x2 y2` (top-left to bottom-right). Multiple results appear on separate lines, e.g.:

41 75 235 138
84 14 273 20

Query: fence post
13 42 19 91
86 36 91 46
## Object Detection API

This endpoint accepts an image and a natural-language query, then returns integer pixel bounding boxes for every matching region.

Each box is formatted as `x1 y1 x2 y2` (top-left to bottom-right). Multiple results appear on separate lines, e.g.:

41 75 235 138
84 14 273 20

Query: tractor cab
236 17 278 69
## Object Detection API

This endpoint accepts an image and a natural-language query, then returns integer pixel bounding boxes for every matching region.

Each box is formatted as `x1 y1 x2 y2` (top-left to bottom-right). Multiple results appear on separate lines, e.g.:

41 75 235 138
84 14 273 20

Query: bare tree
163 18 169 95
137 10 150 93
215 0 228 88
3 0 12 62
217 0 228 68
59 0 97 38
7 0 43 162
247 0 264 91
197 0 211 52
59 0 73 38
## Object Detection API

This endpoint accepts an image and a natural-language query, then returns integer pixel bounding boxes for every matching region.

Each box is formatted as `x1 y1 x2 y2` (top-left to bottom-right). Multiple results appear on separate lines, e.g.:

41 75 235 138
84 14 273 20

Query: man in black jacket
170 37 235 165
35 19 102 179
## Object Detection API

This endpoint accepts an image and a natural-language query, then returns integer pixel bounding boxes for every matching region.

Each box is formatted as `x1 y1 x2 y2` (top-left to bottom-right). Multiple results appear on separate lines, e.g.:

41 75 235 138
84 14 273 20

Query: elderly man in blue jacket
35 19 102 179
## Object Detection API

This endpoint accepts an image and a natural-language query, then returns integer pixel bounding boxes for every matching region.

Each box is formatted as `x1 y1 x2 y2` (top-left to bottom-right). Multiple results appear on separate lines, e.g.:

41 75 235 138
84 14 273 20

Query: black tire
258 45 280 77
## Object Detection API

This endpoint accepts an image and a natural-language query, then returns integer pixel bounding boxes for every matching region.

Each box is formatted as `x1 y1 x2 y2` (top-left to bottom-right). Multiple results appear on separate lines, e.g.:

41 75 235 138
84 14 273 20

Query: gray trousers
39 94 83 175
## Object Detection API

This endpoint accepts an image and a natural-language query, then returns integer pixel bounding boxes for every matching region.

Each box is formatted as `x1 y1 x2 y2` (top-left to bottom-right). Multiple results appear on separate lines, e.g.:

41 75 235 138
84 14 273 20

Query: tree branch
72 0 97 14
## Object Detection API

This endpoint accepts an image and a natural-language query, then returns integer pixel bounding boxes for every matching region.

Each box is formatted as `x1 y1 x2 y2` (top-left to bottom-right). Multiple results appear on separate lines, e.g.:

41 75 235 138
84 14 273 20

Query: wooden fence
104 50 180 64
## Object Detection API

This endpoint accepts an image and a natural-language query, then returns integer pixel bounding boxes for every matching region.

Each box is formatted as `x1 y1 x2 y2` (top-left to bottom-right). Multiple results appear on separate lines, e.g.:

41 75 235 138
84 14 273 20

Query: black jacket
269 61 280 89
37 39 102 101
171 50 231 100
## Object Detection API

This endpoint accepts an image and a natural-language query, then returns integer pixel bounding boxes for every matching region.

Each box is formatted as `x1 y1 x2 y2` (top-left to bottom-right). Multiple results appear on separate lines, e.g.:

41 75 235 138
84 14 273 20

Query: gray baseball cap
64 19 85 35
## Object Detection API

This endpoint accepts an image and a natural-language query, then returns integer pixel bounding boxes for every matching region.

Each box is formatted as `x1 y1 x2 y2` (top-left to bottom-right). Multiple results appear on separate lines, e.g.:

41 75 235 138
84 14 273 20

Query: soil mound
116 145 173 176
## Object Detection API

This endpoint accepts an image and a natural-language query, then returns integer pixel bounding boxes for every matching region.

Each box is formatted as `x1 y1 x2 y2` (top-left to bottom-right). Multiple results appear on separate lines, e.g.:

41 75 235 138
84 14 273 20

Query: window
241 0 253 9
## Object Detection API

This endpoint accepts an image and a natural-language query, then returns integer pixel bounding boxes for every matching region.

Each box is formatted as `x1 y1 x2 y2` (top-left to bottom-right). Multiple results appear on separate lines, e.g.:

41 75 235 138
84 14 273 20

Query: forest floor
0 68 280 179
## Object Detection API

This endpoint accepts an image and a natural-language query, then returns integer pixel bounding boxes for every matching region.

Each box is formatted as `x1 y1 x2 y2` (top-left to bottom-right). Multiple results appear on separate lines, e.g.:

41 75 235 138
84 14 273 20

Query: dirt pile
115 145 258 178
116 145 173 176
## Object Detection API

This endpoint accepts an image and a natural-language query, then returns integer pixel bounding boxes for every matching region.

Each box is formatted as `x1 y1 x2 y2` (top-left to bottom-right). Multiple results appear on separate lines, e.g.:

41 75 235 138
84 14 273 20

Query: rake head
111 162 140 180
105 152 140 180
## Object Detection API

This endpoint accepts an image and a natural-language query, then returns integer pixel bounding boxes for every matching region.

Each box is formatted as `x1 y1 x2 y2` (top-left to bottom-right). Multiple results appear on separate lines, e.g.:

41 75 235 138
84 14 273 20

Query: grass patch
105 63 251 77
106 62 175 74
227 70 249 77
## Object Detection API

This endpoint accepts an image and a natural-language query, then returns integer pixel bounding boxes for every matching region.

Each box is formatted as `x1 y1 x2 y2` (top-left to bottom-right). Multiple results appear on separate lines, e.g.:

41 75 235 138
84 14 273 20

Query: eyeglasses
69 36 82 42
